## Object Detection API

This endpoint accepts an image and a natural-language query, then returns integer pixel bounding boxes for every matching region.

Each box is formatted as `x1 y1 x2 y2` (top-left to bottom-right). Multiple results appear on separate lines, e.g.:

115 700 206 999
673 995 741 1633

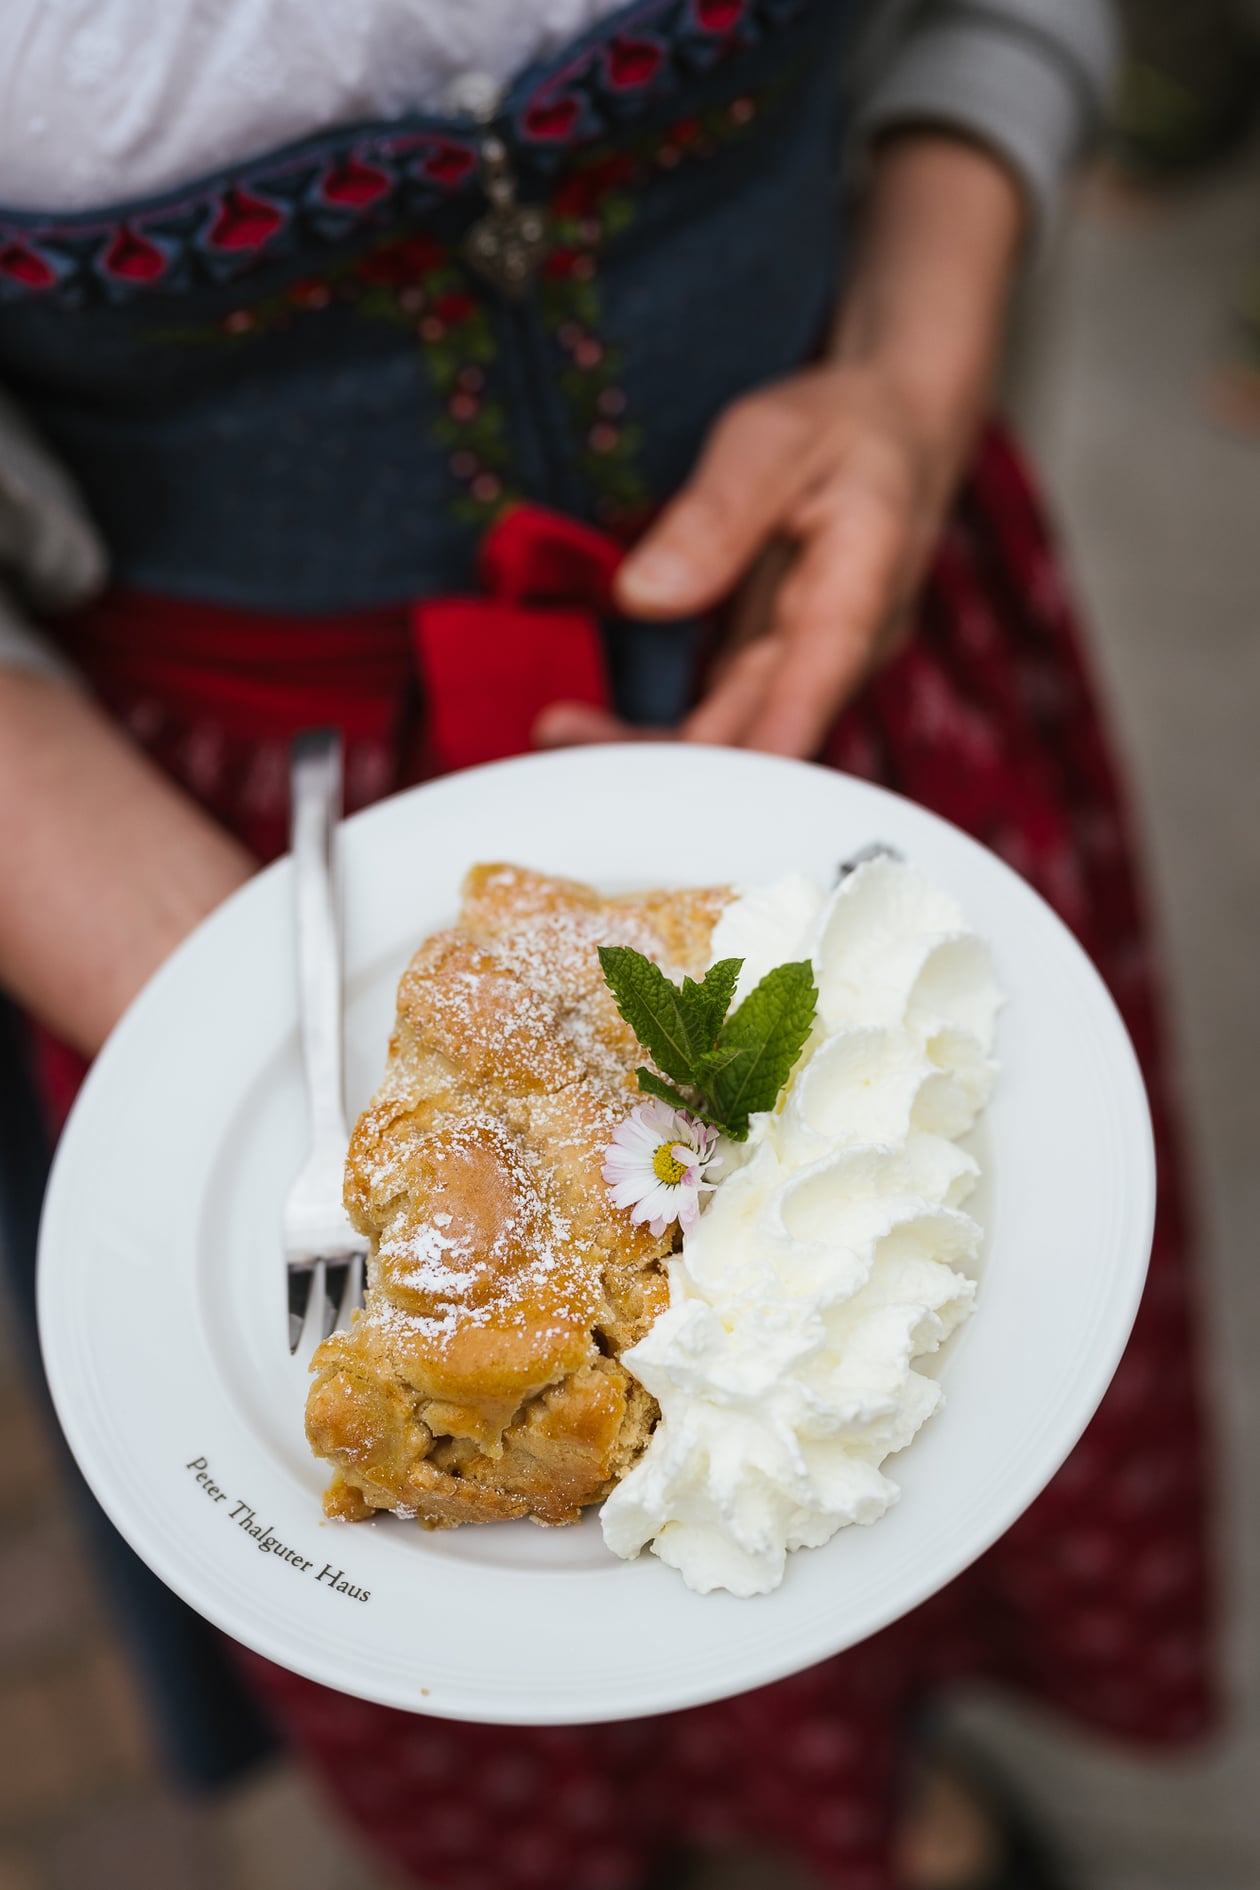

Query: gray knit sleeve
0 387 107 682
851 0 1120 236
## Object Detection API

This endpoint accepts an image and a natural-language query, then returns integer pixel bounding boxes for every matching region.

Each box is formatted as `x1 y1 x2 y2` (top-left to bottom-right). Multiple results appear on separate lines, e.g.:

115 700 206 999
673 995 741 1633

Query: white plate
37 745 1153 1726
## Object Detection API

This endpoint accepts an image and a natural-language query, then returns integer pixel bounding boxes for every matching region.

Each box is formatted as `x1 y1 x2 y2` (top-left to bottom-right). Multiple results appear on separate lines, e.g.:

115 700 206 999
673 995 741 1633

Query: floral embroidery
536 86 781 530
145 78 778 532
542 179 647 528
347 243 514 525
152 234 515 526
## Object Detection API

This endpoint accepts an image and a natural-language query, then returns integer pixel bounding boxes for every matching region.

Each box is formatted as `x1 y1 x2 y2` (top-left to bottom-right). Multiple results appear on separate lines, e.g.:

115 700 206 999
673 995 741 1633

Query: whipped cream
600 855 1002 1596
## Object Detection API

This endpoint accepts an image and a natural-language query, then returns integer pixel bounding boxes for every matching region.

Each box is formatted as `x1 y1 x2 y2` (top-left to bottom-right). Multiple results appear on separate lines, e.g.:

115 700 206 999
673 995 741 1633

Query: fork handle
290 729 348 1157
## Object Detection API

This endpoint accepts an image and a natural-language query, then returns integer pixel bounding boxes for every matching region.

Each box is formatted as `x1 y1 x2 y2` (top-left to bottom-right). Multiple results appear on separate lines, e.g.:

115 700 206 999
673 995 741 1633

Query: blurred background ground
1 134 1259 1890
955 126 1260 1890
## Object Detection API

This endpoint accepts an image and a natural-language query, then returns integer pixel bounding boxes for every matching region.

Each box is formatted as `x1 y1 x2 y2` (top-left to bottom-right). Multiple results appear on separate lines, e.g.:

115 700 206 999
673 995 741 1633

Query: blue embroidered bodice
0 0 858 615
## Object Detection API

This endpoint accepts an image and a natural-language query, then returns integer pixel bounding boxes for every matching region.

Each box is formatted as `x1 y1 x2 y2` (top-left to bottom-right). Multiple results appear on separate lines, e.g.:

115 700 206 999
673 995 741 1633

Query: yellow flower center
652 1142 688 1186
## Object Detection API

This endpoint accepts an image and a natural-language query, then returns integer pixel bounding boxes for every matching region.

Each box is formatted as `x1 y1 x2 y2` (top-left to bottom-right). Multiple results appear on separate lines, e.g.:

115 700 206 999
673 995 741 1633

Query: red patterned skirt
41 428 1218 1890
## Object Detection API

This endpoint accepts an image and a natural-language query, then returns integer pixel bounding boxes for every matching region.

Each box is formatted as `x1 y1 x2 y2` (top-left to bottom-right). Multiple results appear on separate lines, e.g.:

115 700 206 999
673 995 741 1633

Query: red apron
37 428 1217 1890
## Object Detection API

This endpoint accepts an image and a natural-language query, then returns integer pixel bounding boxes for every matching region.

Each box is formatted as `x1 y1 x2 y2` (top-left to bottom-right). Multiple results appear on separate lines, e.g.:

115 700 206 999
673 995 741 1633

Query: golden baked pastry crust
305 863 727 1528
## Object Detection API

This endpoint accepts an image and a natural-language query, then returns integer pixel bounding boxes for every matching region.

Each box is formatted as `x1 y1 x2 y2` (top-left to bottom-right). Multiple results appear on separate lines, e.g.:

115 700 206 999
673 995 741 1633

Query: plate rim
36 745 1155 1723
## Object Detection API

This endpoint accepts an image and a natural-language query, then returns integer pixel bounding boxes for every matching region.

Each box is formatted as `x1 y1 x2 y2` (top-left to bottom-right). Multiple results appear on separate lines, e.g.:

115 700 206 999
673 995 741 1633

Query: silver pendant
462 129 549 297
462 201 550 297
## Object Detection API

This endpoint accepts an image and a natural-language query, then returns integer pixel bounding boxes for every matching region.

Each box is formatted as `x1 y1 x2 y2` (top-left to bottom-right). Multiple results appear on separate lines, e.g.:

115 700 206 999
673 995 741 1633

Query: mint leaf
635 1068 694 1112
691 1043 741 1087
681 958 742 1052
598 944 712 1085
599 944 813 1144
701 959 817 1136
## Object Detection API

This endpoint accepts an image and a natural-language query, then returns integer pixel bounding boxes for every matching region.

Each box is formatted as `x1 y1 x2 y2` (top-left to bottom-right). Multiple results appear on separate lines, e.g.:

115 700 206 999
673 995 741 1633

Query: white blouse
0 0 1118 227
0 0 629 213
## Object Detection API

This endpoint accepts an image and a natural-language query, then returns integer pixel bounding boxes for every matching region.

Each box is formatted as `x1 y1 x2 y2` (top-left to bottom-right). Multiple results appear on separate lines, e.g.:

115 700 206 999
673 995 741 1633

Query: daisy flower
602 1099 722 1238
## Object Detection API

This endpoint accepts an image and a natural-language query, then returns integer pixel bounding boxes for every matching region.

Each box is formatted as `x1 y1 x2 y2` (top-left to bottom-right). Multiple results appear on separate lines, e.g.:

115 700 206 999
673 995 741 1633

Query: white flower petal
603 1149 651 1181
615 1118 660 1153
609 1176 654 1211
676 1186 704 1233
630 1180 677 1227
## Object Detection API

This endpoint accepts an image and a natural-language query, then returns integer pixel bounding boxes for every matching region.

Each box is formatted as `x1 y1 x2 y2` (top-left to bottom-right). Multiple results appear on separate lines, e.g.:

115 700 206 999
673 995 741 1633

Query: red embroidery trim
606 37 667 88
524 99 584 142
0 241 56 288
696 0 747 30
103 226 167 283
321 158 392 207
207 188 285 252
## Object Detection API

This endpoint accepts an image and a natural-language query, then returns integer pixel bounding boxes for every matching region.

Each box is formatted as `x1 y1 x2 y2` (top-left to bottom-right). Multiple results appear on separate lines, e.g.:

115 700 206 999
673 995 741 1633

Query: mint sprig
597 945 817 1142
594 948 739 1087
634 1069 695 1113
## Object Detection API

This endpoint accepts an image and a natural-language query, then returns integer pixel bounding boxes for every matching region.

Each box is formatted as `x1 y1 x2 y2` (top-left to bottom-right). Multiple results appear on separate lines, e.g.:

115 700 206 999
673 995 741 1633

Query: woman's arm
537 131 1025 757
851 0 1119 245
0 670 254 1056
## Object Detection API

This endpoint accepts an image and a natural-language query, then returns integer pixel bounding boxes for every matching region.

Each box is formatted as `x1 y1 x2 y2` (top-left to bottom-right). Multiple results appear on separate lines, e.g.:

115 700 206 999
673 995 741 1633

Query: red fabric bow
412 503 620 773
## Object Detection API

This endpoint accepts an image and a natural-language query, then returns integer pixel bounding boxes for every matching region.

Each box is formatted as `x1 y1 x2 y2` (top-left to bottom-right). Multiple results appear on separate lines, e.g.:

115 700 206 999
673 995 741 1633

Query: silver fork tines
283 728 369 1357
287 1255 364 1354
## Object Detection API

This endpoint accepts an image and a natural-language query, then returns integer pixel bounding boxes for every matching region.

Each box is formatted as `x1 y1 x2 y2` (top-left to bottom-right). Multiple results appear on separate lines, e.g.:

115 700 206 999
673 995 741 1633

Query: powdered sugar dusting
305 863 730 1528
366 1111 600 1354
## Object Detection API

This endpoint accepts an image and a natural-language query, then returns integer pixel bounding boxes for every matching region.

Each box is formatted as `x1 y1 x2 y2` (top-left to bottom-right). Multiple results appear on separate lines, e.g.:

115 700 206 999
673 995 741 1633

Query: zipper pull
450 75 550 298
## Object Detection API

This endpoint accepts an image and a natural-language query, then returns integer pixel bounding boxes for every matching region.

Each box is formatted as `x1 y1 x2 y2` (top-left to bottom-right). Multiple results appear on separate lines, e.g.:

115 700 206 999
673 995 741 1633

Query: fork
836 840 902 882
283 727 368 1356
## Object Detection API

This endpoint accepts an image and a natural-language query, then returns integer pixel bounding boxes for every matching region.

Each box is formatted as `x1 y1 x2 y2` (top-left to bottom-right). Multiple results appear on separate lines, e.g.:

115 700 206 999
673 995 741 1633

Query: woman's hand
617 351 962 755
0 669 254 1056
536 133 1026 759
